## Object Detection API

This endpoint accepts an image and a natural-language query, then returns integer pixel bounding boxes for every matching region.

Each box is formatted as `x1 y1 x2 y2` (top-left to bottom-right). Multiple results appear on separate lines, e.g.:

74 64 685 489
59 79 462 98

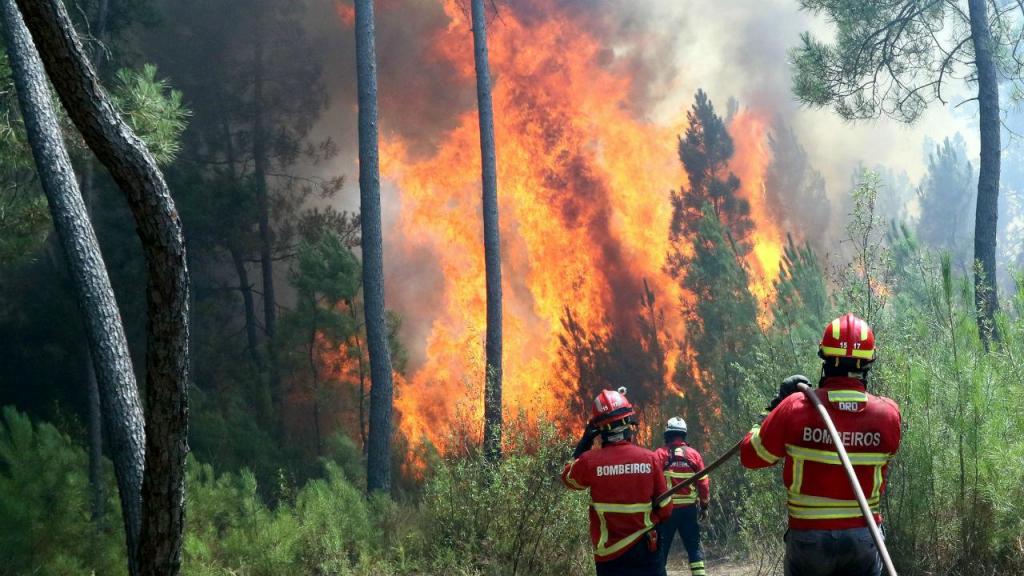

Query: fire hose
653 383 897 576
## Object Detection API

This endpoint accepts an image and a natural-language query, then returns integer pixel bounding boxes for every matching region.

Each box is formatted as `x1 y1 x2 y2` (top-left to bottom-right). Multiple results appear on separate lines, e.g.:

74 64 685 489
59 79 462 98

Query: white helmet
665 417 687 434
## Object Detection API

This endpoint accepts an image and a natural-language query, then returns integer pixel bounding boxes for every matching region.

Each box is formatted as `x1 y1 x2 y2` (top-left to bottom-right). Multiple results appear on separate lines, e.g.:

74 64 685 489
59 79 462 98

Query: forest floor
666 556 761 575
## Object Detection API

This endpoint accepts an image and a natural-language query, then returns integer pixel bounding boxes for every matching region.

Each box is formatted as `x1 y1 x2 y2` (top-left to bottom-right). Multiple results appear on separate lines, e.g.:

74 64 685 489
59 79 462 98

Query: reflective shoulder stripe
665 471 696 479
564 460 585 490
750 425 781 464
827 390 868 403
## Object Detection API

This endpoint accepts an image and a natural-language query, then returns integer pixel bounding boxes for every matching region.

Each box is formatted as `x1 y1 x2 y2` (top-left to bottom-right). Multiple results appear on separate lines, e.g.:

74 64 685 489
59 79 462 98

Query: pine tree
667 90 759 438
918 135 976 271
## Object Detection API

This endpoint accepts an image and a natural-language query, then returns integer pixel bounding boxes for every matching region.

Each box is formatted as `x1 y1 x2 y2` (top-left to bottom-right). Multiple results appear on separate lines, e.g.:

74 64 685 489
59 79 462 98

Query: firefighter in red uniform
655 417 709 576
562 388 671 576
740 313 902 576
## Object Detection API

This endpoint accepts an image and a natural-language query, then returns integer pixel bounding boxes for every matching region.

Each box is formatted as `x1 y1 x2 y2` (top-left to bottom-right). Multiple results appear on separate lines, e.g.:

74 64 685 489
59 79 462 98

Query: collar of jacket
820 376 867 391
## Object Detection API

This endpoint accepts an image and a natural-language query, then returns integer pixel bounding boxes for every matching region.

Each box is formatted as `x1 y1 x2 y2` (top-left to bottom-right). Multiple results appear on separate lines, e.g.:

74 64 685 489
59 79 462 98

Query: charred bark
967 0 1001 342
355 0 395 494
471 0 503 463
0 2 145 572
14 1 191 573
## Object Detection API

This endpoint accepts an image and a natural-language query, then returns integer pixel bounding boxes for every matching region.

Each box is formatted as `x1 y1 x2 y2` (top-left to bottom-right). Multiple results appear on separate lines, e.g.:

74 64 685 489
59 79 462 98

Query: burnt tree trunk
15 1 191 574
967 0 1001 342
252 33 283 429
471 0 503 463
355 0 395 494
0 3 145 573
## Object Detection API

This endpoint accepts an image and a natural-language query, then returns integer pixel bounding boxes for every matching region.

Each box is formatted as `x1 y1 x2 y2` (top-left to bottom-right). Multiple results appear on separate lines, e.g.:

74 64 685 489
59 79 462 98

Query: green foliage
420 419 592 576
0 51 49 263
717 175 1024 574
111 64 189 164
680 205 759 423
0 407 125 576
668 89 750 280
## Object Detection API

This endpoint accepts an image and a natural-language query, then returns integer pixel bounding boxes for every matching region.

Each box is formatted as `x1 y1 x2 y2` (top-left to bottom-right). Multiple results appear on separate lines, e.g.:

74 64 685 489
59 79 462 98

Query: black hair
663 430 686 444
820 356 872 384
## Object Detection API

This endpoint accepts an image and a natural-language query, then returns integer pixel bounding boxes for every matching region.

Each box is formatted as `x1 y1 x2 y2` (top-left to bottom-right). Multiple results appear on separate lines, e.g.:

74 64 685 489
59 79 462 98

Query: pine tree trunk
230 244 263 369
252 33 283 429
968 0 1001 342
471 0 503 462
0 3 145 573
86 349 106 525
355 0 395 494
14 1 191 574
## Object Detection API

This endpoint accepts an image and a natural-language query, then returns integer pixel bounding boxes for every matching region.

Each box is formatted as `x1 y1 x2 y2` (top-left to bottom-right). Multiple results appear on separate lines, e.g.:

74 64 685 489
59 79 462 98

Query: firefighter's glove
699 501 710 523
767 374 809 411
572 426 600 459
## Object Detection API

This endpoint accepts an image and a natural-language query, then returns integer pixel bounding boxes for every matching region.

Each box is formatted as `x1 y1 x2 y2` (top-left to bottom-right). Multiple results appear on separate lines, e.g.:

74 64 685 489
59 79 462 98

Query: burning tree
668 90 760 443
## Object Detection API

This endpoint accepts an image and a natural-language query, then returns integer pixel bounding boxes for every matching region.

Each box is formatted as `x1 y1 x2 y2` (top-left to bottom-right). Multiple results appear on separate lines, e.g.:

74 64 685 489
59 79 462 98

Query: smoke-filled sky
308 0 982 209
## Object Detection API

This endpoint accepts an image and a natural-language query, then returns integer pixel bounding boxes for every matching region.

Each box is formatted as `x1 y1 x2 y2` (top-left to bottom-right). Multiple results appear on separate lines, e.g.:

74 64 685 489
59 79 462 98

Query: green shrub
420 419 592 576
0 406 125 576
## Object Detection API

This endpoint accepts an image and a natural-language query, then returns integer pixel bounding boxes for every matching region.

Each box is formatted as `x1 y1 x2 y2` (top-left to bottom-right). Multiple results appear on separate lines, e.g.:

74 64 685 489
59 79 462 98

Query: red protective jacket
740 377 902 530
655 441 709 507
562 440 672 562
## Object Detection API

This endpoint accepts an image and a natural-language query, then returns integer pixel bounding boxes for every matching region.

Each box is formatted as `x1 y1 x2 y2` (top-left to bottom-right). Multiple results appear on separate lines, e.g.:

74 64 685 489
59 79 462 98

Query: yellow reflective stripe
672 494 697 504
789 504 878 520
860 320 869 341
665 471 696 479
871 464 883 501
827 390 867 403
851 348 874 359
786 445 890 466
831 318 841 339
788 492 880 508
593 506 653 556
690 560 706 575
750 425 781 464
658 495 673 509
791 457 805 494
820 345 847 357
564 460 585 490
592 502 653 513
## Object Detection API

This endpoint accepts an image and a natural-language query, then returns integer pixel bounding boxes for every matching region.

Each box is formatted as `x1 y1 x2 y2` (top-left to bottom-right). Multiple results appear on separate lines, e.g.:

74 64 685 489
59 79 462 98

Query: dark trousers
784 527 883 576
658 505 704 567
595 534 666 576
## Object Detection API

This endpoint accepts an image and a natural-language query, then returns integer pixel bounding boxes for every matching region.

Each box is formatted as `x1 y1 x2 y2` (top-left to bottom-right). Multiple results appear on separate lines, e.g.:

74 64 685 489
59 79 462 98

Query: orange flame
729 109 784 322
343 0 785 455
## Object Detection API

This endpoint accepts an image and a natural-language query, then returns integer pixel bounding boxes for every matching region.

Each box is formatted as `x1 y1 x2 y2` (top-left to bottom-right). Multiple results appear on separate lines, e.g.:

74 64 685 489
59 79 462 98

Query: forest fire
343 0 785 454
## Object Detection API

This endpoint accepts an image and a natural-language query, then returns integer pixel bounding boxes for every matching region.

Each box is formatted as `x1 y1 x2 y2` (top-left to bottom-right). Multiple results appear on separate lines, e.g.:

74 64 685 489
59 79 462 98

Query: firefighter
562 388 671 576
655 417 709 576
740 313 902 576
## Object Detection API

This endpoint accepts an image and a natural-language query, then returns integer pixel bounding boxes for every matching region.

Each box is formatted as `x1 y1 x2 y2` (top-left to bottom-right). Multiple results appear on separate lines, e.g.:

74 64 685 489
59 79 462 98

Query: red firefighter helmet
819 313 875 362
590 388 635 428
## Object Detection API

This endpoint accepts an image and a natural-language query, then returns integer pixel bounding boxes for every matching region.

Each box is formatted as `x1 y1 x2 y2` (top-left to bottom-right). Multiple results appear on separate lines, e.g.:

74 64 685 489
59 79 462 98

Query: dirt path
666 558 761 576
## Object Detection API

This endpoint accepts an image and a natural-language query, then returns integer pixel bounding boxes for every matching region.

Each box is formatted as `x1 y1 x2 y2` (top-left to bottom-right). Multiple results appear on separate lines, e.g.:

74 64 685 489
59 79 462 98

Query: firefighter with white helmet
655 416 709 576
562 388 671 576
